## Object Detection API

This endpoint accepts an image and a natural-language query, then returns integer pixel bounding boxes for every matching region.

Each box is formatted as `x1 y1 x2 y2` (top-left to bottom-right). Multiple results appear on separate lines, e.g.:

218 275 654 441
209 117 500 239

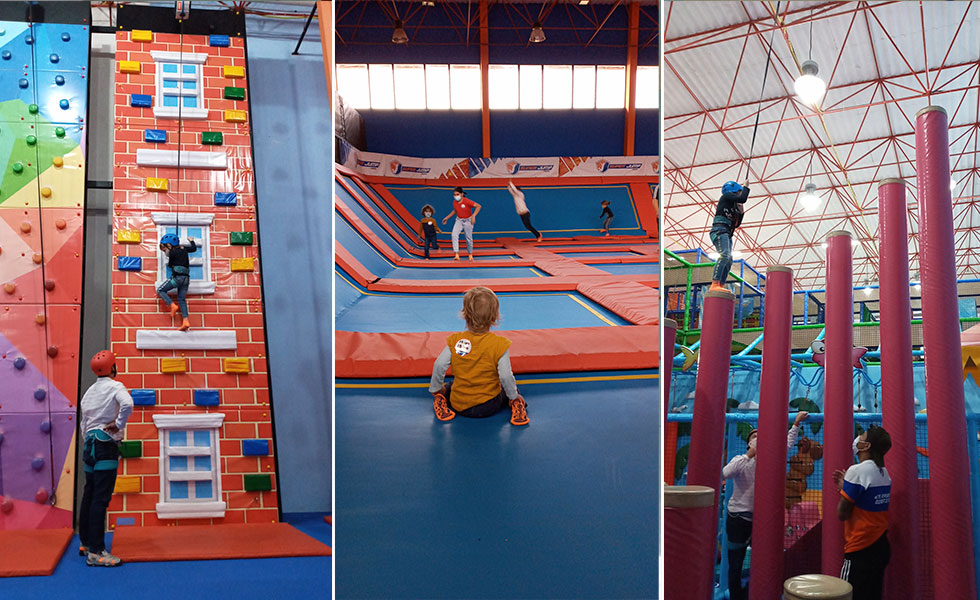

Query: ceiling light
392 19 409 44
794 60 826 107
863 281 873 296
799 183 820 211
579 0 590 4
422 1 435 6
529 21 546 43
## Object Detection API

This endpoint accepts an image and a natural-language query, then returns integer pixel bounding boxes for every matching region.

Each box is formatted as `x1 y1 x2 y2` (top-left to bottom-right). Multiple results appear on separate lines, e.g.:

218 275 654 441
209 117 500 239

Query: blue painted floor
335 374 659 599
587 263 659 275
336 291 628 332
2 514 332 599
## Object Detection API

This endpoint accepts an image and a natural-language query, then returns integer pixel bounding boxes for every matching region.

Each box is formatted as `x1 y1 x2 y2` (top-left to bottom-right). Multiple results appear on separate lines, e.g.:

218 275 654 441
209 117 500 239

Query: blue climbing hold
31 457 44 471
55 75 65 86
13 357 26 370
59 99 69 110
40 419 51 434
34 388 46 401
62 32 71 42
130 94 152 108
2 50 10 60
18 78 28 89
209 35 230 47
49 53 59 64
214 192 237 206
25 35 32 45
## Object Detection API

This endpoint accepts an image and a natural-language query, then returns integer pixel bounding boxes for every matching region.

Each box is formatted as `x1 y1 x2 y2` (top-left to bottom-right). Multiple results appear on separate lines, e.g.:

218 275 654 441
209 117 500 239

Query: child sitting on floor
156 233 197 331
419 204 442 260
428 286 529 426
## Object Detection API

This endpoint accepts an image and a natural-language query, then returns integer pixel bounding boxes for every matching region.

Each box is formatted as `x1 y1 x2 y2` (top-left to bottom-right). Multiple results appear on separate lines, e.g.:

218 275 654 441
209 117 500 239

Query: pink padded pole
915 106 978 599
749 266 793 600
822 230 853 576
664 318 676 427
876 178 922 599
686 289 735 600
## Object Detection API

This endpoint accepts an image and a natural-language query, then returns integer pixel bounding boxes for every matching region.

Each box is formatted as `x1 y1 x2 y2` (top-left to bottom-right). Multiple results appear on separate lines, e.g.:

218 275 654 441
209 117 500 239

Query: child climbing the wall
599 200 614 236
156 233 197 331
710 181 750 292
833 426 892 600
428 286 529 426
508 180 543 242
442 186 481 261
722 411 809 600
78 351 134 567
419 204 441 259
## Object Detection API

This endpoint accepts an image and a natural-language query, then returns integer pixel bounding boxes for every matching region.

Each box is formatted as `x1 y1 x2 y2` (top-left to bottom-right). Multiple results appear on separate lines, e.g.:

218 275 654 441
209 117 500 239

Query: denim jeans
157 274 190 317
709 224 733 284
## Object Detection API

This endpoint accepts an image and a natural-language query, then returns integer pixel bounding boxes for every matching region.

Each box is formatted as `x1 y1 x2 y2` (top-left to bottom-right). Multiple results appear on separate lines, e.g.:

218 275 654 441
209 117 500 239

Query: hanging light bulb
799 183 820 211
863 280 873 296
392 19 409 44
794 60 827 106
529 21 546 43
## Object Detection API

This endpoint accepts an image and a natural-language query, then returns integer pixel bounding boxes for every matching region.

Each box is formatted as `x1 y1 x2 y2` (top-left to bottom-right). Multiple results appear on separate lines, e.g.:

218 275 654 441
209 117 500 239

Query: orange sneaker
169 303 179 317
433 392 455 421
179 318 191 332
708 281 727 292
510 396 529 426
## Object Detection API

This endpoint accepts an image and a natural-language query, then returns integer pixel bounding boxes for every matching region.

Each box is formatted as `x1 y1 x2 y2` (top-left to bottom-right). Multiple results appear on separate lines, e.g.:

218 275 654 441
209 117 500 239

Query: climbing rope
738 0 780 183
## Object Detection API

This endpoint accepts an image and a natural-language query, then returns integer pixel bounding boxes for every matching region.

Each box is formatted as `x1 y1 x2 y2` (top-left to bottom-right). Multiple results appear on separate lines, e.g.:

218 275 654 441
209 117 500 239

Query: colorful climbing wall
109 6 277 527
0 13 89 530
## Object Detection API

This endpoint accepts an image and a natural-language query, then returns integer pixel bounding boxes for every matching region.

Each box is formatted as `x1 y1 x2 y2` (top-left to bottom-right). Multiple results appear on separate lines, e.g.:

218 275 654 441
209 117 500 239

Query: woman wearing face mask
832 426 892 600
721 410 809 600
442 186 482 261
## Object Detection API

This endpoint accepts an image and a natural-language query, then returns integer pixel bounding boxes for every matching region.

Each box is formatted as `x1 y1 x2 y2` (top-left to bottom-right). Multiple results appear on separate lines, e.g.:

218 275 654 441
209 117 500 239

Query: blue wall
362 109 482 157
490 110 626 157
246 16 332 514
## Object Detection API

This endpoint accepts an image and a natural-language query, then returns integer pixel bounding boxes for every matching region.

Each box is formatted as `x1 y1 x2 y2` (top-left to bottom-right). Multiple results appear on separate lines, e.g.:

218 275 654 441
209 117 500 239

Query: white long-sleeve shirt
508 181 529 215
722 424 800 516
79 377 134 442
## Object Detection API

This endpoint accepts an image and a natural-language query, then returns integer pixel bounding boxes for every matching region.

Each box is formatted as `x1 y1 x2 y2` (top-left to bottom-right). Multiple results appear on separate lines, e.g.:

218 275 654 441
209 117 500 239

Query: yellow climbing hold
40 187 51 198
114 475 141 494
131 30 153 43
119 61 141 74
117 229 141 243
160 358 187 374
230 257 254 272
52 156 63 168
224 65 245 78
224 110 247 123
223 357 250 374
146 177 169 192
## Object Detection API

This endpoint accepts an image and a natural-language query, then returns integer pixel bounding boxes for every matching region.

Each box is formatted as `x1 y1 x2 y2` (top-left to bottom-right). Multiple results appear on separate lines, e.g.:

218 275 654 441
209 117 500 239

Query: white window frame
151 51 209 119
151 212 216 295
153 413 226 519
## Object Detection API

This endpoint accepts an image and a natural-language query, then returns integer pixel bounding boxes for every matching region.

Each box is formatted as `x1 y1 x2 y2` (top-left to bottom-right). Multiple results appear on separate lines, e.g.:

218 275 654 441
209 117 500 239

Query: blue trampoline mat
336 286 629 332
557 252 641 258
587 263 659 275
385 265 545 280
334 373 659 599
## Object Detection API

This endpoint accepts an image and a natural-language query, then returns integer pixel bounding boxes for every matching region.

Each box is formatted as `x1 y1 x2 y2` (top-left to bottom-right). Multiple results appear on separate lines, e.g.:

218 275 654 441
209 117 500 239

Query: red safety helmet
90 350 116 377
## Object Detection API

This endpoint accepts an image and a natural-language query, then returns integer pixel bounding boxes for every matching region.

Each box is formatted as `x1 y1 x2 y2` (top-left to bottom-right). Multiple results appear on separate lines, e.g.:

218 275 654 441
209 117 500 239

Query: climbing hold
44 280 55 291
55 218 66 229
230 257 254 272
26 135 36 145
28 103 37 114
132 30 152 43
224 86 245 101
117 256 142 271
224 110 247 123
224 65 245 78
53 156 64 167
13 357 25 369
161 358 187 374
119 60 140 74
55 74 65 86
229 232 253 245
34 388 46 401
62 32 70 42
20 222 30 233
35 488 48 505
59 99 69 110
146 177 169 192
49 53 59 64
144 129 166 143
40 187 51 198
31 457 44 471
55 127 65 138
209 34 230 47
1 50 9 60
214 192 237 206
130 94 151 108
32 253 42 264
223 357 251 373
25 35 33 45
0 498 12 514
13 162 23 173
116 229 140 243
3 283 14 294
39 420 51 434
201 131 222 145
46 345 58 358
35 314 45 325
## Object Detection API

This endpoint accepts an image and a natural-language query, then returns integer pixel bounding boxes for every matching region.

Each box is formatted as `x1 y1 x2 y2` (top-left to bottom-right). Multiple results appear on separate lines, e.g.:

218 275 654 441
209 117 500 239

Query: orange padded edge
630 182 659 240
335 326 659 378
335 244 377 285
503 240 612 277
576 280 660 325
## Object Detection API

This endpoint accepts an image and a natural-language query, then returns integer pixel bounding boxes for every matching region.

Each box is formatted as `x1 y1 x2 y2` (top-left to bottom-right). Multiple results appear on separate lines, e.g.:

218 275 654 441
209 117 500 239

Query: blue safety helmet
722 181 742 195
160 234 180 246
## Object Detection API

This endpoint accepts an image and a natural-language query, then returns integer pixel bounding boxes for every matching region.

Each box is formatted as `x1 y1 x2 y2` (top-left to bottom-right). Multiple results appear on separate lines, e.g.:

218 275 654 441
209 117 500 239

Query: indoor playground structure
0 2 330 590
664 3 980 598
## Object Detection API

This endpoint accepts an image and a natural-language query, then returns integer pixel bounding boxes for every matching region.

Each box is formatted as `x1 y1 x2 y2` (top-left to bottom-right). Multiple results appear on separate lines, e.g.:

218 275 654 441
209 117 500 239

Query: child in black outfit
156 233 197 331
599 201 614 235
419 204 441 259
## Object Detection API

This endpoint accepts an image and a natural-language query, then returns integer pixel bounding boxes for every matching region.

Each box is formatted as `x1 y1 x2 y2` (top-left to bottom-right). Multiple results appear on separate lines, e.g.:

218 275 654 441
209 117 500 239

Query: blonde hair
461 286 500 333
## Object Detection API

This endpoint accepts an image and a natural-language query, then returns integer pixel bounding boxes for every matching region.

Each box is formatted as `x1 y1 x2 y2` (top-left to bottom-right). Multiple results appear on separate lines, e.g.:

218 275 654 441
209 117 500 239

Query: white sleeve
787 424 799 450
722 454 751 479
428 347 452 393
496 350 519 400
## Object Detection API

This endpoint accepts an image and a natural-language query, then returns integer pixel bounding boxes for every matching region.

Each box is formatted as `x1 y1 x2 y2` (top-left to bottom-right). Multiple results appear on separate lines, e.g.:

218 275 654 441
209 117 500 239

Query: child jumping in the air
78 351 134 567
508 181 543 242
428 286 529 426
419 204 441 259
442 186 481 261
156 233 196 331
599 200 614 236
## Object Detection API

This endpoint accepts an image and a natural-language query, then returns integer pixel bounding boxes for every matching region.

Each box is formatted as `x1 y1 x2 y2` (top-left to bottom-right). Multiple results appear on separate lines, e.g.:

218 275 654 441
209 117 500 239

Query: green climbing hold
12 162 23 174
119 440 142 458
55 127 65 138
202 131 223 145
244 474 272 492
229 231 253 245
28 103 37 114
26 135 36 145
223 86 245 101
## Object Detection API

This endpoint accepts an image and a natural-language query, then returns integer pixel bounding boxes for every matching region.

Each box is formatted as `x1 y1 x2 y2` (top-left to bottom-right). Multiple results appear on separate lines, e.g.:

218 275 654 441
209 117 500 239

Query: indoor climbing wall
0 11 89 530
108 6 277 527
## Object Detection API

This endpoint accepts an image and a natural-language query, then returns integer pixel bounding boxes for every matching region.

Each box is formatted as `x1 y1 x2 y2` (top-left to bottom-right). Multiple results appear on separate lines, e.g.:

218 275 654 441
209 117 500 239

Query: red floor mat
111 523 332 562
0 528 72 577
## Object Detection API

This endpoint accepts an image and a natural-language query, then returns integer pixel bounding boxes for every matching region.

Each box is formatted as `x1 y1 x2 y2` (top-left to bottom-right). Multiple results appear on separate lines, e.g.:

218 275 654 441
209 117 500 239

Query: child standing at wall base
156 233 196 331
78 351 134 567
599 200 614 236
428 286 529 426
419 204 442 259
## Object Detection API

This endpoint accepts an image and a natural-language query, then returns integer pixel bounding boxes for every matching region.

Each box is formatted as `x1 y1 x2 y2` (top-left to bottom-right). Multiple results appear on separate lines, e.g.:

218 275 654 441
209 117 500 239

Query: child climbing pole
156 234 197 331
709 181 750 292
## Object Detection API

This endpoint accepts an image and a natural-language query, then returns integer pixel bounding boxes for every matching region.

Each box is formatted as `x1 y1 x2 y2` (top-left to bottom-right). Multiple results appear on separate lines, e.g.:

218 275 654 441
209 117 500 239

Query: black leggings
841 532 890 600
726 511 753 600
445 382 515 418
520 212 540 238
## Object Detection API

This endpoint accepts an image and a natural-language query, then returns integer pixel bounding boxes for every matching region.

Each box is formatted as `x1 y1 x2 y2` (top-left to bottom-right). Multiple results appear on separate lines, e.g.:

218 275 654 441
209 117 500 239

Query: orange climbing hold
230 257 254 272
114 476 141 494
223 358 250 374
53 156 63 168
55 219 66 230
40 187 51 198
32 253 42 264
20 222 30 233
3 283 14 294
160 358 187 374
35 314 45 325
